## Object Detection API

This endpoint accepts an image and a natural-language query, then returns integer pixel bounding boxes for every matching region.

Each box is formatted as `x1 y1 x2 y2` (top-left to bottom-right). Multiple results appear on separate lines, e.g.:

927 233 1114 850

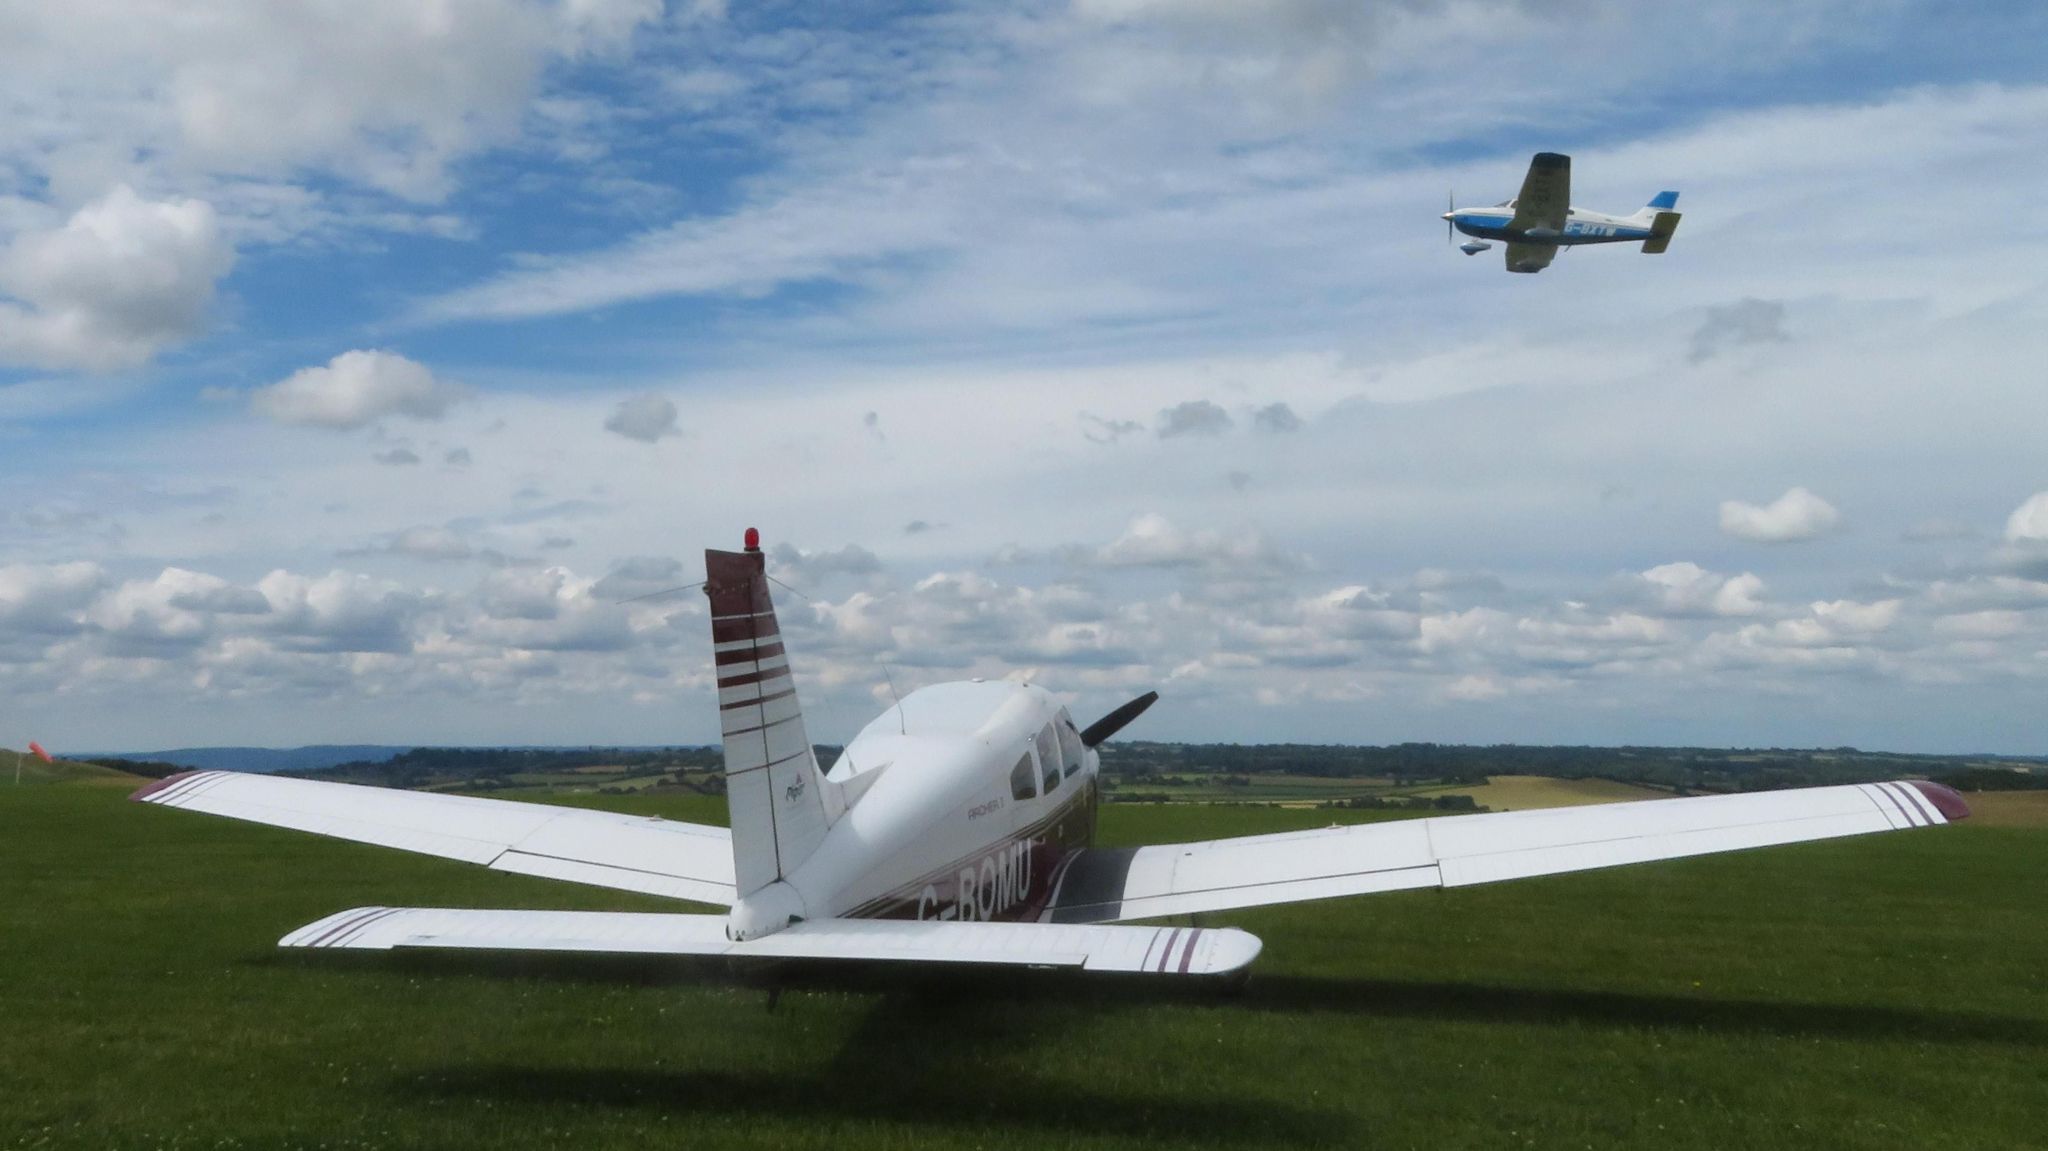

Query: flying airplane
135 530 1967 981
1444 152 1682 273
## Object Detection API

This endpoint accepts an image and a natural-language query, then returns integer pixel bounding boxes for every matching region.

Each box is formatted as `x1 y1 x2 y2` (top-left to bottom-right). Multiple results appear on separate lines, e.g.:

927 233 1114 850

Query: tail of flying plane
1634 192 1681 254
705 529 847 900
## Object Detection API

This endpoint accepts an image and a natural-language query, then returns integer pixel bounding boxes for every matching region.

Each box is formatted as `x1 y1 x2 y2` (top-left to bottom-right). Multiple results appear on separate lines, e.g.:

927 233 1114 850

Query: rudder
705 529 844 899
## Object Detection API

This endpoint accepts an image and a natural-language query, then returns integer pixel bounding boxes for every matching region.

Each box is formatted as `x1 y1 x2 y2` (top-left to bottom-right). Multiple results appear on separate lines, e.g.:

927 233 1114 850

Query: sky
4 0 2047 754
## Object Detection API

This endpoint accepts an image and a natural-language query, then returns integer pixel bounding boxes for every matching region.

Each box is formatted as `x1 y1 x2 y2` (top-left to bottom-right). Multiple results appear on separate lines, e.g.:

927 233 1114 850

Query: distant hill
99 745 414 774
5 750 146 786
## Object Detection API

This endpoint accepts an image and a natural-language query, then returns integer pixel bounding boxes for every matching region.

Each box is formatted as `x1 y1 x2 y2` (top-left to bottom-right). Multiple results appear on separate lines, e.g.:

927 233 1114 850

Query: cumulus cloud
1688 298 1789 363
1718 487 1840 543
444 448 473 467
0 187 235 372
603 393 680 442
1637 562 1767 617
2005 492 2048 542
1251 402 1302 433
373 448 422 466
1156 400 1232 438
251 350 459 430
1093 513 1300 573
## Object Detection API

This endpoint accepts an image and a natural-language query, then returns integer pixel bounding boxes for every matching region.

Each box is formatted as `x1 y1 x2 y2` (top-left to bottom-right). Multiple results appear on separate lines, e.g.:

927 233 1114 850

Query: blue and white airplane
1444 152 1681 273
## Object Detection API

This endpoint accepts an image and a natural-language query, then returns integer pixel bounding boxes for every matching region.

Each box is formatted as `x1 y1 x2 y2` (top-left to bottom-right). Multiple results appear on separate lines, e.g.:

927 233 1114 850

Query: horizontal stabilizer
133 771 735 905
282 907 1262 976
1641 210 1681 254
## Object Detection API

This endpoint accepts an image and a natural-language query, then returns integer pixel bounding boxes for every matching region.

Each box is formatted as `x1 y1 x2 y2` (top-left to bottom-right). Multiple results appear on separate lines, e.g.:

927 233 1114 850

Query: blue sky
4 0 2047 753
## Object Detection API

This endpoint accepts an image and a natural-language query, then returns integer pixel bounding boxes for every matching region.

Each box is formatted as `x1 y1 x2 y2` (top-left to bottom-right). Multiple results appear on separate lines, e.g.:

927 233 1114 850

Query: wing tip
1903 779 1971 822
130 770 205 803
1202 928 1263 975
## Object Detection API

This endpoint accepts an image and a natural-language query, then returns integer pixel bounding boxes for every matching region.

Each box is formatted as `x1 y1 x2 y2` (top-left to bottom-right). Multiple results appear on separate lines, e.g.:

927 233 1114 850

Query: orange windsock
28 741 52 764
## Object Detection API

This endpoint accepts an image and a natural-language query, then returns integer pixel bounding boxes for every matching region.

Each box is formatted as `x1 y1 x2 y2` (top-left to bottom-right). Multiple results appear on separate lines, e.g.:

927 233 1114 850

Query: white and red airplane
136 530 1969 980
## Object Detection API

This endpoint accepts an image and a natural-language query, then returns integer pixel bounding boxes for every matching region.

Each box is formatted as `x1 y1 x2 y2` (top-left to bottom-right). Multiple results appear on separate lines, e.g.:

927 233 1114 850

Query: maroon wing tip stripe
1868 781 1917 827
130 770 204 802
1155 927 1183 973
1904 779 1971 821
1882 780 1936 825
305 907 392 948
1178 928 1202 974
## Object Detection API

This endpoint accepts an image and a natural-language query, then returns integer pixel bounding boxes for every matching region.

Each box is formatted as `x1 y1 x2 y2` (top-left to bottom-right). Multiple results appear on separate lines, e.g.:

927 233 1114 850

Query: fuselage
756 680 1098 928
1446 204 1653 245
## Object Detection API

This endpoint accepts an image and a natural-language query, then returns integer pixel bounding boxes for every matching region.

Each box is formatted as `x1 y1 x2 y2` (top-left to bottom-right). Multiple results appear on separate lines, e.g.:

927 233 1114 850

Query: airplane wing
1504 241 1556 274
280 906 1261 976
132 771 735 905
1045 780 1967 924
1508 151 1569 234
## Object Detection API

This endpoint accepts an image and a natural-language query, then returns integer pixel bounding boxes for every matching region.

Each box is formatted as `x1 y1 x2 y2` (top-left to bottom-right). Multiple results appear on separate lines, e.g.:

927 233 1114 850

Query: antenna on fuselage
882 664 905 734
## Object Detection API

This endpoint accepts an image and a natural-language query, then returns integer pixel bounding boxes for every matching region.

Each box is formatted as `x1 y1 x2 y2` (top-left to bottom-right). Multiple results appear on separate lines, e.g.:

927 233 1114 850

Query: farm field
2 780 2044 1150
1405 773 1674 810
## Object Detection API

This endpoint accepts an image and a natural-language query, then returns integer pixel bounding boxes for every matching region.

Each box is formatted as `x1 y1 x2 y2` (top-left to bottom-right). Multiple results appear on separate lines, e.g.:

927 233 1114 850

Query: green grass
3 785 2045 1150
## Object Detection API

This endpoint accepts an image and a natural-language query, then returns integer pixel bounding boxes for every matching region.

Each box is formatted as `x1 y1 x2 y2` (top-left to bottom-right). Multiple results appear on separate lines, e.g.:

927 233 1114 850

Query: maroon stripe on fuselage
837 781 1099 923
715 642 784 666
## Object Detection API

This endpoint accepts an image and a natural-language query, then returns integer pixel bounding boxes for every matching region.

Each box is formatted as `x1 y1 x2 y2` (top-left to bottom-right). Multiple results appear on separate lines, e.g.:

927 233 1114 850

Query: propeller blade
1446 189 1454 245
1080 691 1158 748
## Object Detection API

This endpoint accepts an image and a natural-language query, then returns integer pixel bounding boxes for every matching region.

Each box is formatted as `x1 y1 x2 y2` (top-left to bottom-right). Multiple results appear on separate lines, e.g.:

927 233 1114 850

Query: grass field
1406 774 1674 810
3 782 2044 1150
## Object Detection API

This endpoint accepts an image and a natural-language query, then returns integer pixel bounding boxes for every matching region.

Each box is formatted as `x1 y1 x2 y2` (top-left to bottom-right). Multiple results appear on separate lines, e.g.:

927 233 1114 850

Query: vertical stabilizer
705 530 844 899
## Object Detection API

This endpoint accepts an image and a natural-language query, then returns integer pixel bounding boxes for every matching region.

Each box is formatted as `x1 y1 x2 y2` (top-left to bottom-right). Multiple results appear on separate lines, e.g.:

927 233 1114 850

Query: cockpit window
1009 753 1037 801
1056 715 1085 778
1036 724 1061 792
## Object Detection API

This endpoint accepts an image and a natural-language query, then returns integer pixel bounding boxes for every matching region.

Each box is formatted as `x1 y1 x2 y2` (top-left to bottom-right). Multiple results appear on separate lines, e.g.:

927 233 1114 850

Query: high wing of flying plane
136 530 1967 980
1444 152 1683 273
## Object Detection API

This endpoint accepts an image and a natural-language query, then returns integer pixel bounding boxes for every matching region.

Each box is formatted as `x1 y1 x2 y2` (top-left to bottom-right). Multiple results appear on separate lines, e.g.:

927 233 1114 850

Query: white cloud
603 393 680 442
2005 492 2048 542
0 187 234 371
1718 487 1840 544
1637 562 1768 617
250 350 460 430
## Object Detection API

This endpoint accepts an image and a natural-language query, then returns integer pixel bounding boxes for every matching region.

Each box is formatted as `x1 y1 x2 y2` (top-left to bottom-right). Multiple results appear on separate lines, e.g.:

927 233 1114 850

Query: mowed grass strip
2 784 2044 1150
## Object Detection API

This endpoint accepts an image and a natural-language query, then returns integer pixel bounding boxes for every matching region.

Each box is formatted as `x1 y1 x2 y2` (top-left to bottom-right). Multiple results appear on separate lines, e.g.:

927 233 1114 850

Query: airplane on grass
136 530 1967 982
1445 152 1682 273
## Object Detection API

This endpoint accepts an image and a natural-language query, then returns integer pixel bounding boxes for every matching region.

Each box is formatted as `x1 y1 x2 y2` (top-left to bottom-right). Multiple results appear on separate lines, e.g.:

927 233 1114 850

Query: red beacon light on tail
743 527 760 553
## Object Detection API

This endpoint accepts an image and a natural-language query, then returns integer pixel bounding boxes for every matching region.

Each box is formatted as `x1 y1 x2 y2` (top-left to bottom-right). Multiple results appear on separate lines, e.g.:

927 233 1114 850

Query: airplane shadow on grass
363 956 2045 1141
288 949 2048 1053
393 989 1345 1145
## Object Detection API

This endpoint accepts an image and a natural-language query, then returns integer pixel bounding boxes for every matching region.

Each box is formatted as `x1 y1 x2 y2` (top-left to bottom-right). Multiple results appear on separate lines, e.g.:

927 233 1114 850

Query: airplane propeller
1445 189 1455 245
1079 691 1158 748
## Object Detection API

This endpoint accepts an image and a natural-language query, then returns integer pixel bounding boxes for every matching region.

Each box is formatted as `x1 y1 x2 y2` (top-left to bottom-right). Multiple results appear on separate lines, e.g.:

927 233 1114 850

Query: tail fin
705 530 844 899
1646 191 1679 212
